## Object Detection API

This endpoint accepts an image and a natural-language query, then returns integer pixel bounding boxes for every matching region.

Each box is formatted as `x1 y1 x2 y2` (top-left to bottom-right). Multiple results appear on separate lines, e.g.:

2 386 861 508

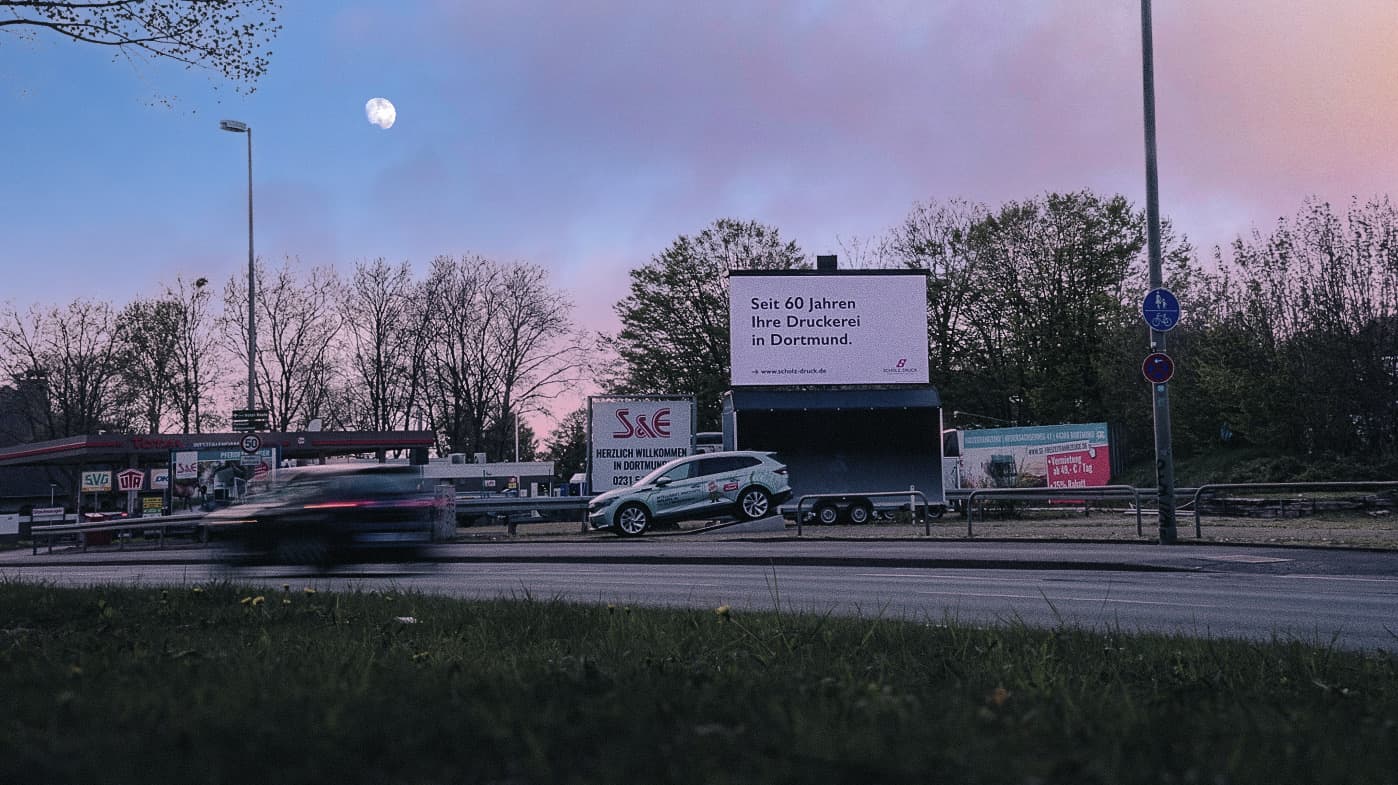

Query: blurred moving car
588 450 791 536
205 463 436 565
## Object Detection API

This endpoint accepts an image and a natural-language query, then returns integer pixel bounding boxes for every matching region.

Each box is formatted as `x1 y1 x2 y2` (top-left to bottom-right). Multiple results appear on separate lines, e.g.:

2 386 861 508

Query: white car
588 451 791 536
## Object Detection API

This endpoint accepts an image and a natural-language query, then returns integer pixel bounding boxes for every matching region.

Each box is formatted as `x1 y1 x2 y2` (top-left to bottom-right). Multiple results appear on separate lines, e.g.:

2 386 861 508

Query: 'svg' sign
589 397 695 493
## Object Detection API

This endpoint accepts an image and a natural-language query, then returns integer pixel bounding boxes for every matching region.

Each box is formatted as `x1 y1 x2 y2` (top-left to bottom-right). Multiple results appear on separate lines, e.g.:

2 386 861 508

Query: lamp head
219 119 249 133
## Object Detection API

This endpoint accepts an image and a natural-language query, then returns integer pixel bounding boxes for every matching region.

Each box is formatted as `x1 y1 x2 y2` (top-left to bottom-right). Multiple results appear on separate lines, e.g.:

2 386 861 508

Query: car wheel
812 502 840 525
614 503 651 536
737 487 773 520
846 501 874 525
272 532 331 565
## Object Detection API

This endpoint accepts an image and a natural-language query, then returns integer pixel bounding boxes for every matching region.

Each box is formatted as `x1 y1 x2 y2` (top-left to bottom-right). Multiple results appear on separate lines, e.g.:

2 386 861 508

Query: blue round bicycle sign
1142 287 1181 332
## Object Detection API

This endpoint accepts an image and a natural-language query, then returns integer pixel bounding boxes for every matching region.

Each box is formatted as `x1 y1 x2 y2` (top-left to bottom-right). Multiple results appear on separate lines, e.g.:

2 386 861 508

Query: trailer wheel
812 502 840 525
614 503 651 536
846 501 874 525
737 487 773 520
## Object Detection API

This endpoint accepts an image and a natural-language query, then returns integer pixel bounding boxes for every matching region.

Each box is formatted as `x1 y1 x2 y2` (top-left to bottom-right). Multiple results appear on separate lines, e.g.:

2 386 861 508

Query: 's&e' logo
613 408 671 438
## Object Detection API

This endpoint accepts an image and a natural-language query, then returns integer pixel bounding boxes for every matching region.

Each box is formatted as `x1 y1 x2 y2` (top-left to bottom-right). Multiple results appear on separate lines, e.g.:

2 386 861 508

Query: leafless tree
420 255 580 458
164 275 220 433
334 258 431 432
115 296 183 433
489 262 585 455
421 255 501 456
220 256 341 432
0 298 129 437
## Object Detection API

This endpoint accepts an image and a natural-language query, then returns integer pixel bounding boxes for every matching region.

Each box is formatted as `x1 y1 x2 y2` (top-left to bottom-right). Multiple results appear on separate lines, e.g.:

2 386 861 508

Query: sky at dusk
3 0 1397 430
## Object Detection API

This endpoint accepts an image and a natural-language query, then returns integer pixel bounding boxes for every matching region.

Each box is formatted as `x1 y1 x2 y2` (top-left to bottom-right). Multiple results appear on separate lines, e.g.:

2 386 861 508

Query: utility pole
1141 0 1178 543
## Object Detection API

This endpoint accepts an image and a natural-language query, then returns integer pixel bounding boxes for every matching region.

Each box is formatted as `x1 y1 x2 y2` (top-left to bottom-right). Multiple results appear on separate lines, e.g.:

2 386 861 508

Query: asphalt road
4 539 1396 652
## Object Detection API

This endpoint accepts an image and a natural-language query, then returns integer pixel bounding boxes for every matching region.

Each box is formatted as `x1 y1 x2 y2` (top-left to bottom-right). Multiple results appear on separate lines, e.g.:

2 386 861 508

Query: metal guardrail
794 490 935 537
22 495 587 553
1190 481 1398 538
30 513 208 554
962 485 1143 538
454 494 590 534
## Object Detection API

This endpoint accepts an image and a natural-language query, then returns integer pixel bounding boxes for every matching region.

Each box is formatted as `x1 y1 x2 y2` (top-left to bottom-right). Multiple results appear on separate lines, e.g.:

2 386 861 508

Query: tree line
3 193 1395 477
0 255 583 462
603 195 1398 474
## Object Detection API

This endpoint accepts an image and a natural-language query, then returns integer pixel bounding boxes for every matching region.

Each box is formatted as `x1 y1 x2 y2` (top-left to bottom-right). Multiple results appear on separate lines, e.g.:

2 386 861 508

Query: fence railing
961 486 1143 537
453 494 589 534
1190 481 1398 538
30 513 208 555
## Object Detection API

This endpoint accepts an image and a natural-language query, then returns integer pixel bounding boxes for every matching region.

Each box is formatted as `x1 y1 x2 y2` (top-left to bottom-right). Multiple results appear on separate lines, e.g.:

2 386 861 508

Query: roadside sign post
232 409 270 432
1141 353 1175 385
81 470 112 519
117 469 144 517
1141 287 1181 332
1140 0 1179 544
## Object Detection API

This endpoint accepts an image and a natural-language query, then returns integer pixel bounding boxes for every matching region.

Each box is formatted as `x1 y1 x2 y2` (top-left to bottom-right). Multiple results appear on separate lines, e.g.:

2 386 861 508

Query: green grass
2 581 1395 785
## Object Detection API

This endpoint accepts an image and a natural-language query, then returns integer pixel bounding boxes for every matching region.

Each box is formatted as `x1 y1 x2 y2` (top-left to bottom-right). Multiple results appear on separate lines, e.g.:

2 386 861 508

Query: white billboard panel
729 272 929 386
589 397 695 493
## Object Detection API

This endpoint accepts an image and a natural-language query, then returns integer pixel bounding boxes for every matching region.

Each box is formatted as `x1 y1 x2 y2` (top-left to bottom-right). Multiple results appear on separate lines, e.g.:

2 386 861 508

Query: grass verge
2 580 1395 784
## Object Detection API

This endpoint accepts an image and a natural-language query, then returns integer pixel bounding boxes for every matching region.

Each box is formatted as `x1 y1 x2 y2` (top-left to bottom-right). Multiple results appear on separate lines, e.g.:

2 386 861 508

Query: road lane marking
1281 575 1398 584
857 573 1063 584
913 590 1215 608
1203 554 1293 564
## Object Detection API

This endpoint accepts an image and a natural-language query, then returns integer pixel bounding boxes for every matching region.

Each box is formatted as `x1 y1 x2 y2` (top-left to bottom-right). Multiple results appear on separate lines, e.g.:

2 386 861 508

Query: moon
365 97 396 129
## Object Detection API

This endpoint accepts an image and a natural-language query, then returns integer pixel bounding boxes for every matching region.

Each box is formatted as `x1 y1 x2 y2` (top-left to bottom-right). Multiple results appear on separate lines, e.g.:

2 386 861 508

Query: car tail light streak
301 498 435 511
302 500 368 510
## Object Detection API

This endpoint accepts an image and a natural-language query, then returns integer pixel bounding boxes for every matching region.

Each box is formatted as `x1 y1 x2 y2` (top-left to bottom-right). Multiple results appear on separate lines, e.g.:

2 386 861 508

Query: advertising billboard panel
729 271 929 386
170 447 279 506
948 423 1111 489
588 396 695 493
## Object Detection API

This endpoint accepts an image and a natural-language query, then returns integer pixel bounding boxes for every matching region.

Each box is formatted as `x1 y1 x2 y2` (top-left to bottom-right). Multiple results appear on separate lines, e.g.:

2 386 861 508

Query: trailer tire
812 502 841 525
736 487 773 520
846 501 874 525
614 503 651 536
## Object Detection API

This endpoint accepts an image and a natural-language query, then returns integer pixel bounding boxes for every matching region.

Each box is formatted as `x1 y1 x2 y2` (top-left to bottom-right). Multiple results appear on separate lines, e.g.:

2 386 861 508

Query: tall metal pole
1141 0 1177 543
244 128 256 412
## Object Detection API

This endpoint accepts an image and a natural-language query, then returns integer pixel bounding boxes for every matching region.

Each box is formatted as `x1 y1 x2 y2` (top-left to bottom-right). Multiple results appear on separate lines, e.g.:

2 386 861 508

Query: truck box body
722 387 946 521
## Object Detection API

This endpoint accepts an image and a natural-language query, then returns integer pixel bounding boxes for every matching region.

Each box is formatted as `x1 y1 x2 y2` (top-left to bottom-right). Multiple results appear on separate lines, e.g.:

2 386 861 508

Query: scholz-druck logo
883 357 919 375
613 408 671 439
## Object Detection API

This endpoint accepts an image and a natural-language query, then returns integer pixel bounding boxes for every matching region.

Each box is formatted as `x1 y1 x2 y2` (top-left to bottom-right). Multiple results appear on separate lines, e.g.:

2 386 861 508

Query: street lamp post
219 119 256 411
952 410 1015 427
